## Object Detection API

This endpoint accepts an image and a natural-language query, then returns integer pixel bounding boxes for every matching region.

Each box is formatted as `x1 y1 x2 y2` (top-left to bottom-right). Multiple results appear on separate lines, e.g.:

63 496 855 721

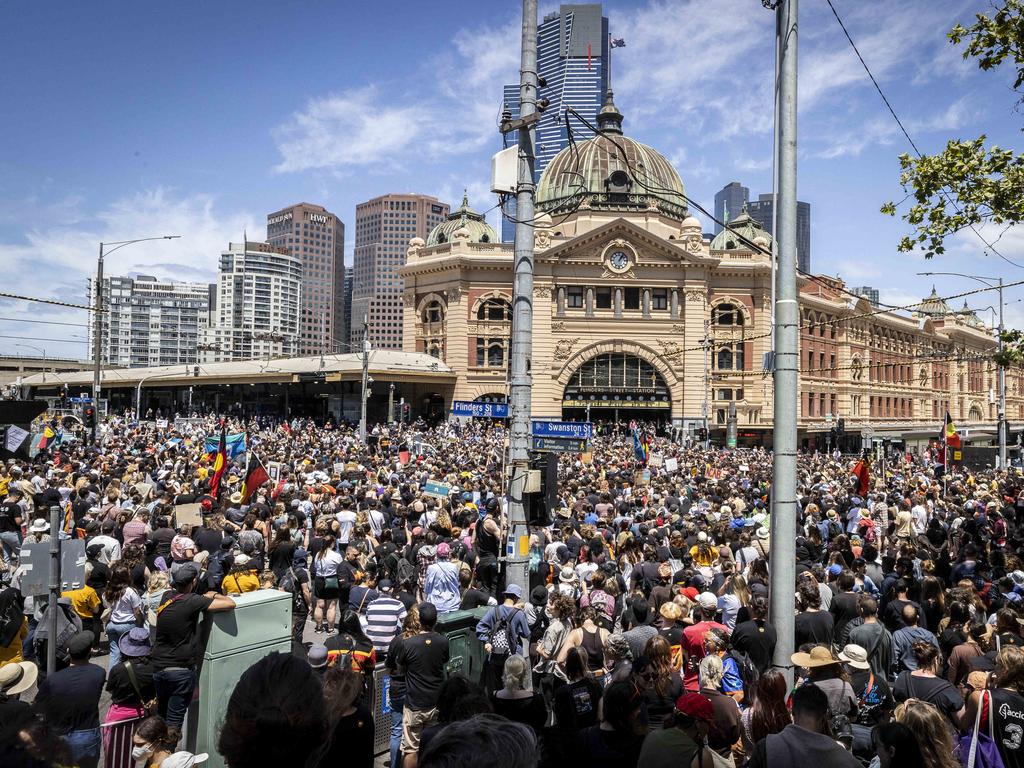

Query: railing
102 715 143 768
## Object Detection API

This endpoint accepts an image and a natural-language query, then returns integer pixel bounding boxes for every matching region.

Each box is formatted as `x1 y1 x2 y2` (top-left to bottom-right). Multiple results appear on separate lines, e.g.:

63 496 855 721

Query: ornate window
477 297 511 321
422 300 445 324
713 302 744 326
714 344 745 371
475 338 507 368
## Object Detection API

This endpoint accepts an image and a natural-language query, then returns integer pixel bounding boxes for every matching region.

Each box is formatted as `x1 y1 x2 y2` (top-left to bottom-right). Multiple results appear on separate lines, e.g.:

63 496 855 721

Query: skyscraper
500 3 609 241
265 203 345 356
746 193 811 273
340 266 354 349
850 286 880 307
351 194 448 350
200 241 301 362
87 275 211 367
713 182 749 234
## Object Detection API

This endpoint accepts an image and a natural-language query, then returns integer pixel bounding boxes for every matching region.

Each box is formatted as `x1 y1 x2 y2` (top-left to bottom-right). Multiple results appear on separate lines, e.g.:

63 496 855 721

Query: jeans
389 690 406 768
154 667 197 728
22 615 36 661
0 531 21 565
106 620 136 668
63 726 101 768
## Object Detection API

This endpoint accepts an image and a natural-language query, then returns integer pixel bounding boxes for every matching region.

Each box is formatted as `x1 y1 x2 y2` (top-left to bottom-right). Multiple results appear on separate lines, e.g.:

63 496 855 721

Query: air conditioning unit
491 146 518 194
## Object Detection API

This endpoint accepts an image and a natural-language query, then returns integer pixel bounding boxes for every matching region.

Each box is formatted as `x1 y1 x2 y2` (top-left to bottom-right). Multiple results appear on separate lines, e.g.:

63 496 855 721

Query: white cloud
272 87 427 175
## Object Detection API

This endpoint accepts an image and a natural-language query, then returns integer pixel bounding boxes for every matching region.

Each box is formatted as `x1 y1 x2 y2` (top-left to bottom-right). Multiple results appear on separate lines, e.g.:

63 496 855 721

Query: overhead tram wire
823 0 1024 271
0 291 97 312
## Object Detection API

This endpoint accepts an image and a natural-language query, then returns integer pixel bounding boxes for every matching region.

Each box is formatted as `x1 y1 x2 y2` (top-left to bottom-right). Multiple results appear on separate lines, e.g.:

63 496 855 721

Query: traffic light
837 418 846 436
83 405 95 428
527 452 558 527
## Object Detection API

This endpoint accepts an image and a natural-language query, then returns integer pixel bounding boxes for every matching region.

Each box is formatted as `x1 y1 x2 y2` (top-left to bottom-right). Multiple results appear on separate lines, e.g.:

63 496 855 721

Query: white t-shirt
367 509 385 538
336 510 357 544
911 504 929 534
109 586 142 624
313 548 343 577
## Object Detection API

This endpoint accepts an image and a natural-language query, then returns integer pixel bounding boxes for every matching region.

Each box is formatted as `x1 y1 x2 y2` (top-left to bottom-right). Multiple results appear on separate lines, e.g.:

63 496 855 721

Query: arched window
426 340 443 359
422 300 445 324
475 338 507 368
480 234 490 243
477 297 511 321
713 302 744 326
716 348 733 370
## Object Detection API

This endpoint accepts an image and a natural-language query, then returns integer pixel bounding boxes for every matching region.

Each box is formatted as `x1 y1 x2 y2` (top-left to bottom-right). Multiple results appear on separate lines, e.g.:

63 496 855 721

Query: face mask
131 744 153 761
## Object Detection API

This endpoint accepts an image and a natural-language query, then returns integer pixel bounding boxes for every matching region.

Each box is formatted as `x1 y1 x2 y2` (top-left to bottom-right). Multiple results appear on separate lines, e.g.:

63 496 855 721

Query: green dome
916 286 952 318
426 192 496 246
709 208 773 251
535 90 689 221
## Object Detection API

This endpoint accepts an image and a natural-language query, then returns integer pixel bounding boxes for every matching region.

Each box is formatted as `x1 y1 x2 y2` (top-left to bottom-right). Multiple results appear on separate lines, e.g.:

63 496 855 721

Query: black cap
67 630 94 659
172 563 199 588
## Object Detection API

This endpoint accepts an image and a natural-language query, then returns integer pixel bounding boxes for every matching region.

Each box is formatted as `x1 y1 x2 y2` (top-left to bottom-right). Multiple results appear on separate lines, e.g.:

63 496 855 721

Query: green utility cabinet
436 606 489 681
186 590 292 768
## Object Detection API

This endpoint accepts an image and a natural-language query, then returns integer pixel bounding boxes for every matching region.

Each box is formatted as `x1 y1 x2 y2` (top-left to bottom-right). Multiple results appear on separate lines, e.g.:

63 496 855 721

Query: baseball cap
697 592 718 610
674 693 714 722
827 564 843 576
503 583 523 600
436 542 450 557
172 562 199 589
67 631 94 659
378 579 393 592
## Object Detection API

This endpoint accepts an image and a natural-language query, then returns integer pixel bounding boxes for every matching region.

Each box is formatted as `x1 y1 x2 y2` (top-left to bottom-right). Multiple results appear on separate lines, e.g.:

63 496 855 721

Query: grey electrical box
18 539 86 596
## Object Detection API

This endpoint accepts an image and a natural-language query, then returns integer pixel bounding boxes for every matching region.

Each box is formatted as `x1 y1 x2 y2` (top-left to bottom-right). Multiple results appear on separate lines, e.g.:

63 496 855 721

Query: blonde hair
997 646 1024 691
147 570 170 593
699 653 724 689
895 699 959 768
502 654 532 692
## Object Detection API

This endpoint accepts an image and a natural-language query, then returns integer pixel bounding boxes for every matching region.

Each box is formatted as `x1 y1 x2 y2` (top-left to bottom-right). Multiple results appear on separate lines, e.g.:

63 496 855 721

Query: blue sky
1 0 1022 360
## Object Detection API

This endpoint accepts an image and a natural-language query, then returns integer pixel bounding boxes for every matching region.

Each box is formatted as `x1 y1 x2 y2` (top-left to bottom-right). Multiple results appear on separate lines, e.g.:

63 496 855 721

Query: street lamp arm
101 235 181 258
916 271 997 288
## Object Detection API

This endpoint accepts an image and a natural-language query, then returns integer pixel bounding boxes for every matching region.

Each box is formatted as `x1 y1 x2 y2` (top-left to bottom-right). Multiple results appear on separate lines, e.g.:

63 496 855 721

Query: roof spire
460 189 470 210
597 89 624 135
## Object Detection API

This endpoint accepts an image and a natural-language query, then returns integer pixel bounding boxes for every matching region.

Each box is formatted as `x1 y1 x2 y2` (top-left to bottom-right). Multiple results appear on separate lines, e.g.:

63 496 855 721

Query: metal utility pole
998 277 1007 468
505 0 539 596
388 382 395 423
91 244 104 446
359 315 370 444
702 320 712 446
46 504 61 676
769 0 799 687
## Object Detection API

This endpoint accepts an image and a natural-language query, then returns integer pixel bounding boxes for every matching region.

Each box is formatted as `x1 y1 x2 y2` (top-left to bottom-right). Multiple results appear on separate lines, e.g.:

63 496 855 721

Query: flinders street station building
400 92 1021 449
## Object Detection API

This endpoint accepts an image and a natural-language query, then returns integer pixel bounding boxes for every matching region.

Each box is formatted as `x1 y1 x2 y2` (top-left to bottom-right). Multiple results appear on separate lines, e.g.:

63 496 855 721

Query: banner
204 432 246 459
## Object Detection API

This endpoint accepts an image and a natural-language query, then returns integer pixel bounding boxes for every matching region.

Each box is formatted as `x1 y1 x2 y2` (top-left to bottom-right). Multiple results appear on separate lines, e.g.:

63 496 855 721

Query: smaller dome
709 207 772 252
426 191 497 246
916 285 952 318
680 214 702 232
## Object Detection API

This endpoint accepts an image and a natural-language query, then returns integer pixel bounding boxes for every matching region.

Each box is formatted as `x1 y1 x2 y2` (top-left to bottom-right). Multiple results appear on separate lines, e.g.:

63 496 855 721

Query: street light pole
505 0 539 596
359 315 370 444
90 235 181 445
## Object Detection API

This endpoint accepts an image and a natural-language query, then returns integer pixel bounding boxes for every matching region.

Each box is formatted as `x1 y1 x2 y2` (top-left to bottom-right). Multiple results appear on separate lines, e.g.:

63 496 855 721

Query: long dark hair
749 669 791 742
104 561 132 605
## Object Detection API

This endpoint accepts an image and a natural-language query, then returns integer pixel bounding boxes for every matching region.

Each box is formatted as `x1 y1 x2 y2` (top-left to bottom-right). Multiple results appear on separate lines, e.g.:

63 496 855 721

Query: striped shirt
365 594 408 652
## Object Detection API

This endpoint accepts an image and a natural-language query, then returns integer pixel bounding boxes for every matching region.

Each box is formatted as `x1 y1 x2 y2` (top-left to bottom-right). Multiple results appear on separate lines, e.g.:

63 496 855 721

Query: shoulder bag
124 661 158 716
957 689 1005 768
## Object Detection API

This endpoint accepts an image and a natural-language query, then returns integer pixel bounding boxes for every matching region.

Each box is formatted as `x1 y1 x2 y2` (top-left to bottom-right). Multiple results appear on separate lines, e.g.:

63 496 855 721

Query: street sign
861 425 874 439
531 420 593 440
531 436 588 453
19 539 86 596
451 400 509 419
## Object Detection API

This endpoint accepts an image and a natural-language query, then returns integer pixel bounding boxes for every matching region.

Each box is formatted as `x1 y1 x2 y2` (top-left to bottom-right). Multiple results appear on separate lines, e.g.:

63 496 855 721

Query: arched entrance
562 352 671 423
420 393 446 422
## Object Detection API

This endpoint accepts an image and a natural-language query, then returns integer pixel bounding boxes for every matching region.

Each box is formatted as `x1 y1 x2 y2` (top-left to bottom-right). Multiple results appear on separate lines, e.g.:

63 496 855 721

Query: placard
5 425 29 452
134 482 153 501
267 461 282 482
664 457 678 473
423 480 452 498
648 453 664 467
175 502 203 529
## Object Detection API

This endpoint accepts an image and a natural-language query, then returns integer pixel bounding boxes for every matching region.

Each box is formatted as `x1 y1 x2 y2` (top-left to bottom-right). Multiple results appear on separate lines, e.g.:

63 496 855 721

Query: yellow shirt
689 544 720 568
0 617 27 665
222 570 260 595
62 585 101 619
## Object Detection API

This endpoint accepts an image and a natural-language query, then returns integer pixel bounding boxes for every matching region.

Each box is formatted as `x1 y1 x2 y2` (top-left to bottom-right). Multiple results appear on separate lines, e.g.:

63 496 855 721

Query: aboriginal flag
210 421 228 499
241 450 269 502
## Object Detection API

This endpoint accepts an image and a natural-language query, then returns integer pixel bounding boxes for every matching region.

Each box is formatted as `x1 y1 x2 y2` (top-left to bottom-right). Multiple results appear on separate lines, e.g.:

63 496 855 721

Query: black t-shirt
339 560 360 584
149 527 175 560
460 587 492 610
393 631 449 710
193 526 223 555
829 592 860 642
893 672 964 724
849 667 893 725
731 619 778 673
320 704 374 768
554 677 603 730
151 592 214 669
794 610 834 649
0 502 21 533
106 658 157 706
268 542 296 576
34 663 106 732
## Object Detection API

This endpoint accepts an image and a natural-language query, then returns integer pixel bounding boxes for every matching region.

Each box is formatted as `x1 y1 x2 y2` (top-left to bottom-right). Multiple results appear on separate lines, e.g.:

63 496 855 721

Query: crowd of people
0 412 1022 768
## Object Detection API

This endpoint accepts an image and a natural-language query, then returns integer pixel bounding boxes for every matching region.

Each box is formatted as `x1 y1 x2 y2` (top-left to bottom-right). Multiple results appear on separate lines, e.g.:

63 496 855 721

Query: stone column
671 289 679 319
614 287 623 318
585 288 595 318
642 289 651 318
556 287 566 317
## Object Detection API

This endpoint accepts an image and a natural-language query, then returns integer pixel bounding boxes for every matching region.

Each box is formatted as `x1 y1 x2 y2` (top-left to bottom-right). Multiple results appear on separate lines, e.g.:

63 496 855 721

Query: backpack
727 648 758 696
858 518 877 544
279 567 309 614
488 607 521 655
827 520 843 540
394 557 416 588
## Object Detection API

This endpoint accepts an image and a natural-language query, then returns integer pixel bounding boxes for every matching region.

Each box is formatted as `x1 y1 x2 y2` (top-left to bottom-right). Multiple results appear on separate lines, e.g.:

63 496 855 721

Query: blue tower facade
501 4 609 242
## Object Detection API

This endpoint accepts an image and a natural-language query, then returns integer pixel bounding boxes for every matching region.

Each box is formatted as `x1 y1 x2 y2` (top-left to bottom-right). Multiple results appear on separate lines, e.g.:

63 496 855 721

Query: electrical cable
0 292 95 311
823 0 1024 270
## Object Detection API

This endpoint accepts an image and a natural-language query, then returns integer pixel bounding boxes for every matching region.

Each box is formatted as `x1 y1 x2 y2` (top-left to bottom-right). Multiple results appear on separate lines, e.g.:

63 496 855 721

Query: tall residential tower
713 182 749 234
746 193 812 273
500 3 609 241
351 194 448 350
266 203 345 355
